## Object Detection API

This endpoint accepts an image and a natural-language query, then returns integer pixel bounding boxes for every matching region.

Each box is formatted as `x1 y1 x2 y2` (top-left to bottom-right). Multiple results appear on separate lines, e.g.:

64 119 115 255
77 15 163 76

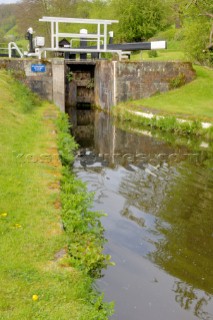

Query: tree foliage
182 0 213 65
183 17 211 64
110 0 169 41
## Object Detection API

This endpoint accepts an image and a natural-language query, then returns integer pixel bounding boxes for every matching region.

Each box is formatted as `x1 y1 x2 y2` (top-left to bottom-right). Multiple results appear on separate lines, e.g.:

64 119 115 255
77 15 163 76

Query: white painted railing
38 16 119 57
8 42 24 58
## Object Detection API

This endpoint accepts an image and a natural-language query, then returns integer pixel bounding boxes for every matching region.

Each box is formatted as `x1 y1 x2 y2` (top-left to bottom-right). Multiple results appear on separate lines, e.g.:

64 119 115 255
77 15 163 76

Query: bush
56 113 78 166
148 50 158 58
169 73 186 89
183 18 212 66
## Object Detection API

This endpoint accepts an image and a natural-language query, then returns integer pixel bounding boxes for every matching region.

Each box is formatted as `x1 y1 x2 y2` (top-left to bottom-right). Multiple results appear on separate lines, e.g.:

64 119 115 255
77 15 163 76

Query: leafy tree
109 0 169 42
183 17 212 64
182 0 213 65
188 0 213 48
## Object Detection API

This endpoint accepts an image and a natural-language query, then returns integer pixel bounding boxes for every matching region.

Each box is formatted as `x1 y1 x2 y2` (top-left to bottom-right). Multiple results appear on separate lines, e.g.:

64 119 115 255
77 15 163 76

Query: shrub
169 73 186 89
148 50 158 58
183 18 212 66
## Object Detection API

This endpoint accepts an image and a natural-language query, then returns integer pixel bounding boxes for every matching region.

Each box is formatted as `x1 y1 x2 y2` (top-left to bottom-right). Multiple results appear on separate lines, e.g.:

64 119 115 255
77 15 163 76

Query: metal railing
39 16 118 52
8 42 24 58
0 42 24 58
37 16 122 59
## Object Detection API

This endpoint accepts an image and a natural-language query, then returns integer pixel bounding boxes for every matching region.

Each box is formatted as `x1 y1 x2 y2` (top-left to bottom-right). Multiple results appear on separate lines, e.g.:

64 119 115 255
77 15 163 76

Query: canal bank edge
56 113 114 272
55 112 114 315
0 69 113 319
113 105 213 141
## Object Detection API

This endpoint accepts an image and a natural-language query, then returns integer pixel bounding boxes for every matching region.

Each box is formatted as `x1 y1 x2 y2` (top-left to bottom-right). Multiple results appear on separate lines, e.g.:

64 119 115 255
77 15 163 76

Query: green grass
0 70 112 319
131 39 186 62
131 49 185 62
117 66 213 123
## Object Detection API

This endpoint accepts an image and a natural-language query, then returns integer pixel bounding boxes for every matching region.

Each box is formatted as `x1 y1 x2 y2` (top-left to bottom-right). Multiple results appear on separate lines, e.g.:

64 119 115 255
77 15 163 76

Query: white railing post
104 23 107 51
51 21 54 49
8 42 12 58
97 23 101 50
56 21 59 49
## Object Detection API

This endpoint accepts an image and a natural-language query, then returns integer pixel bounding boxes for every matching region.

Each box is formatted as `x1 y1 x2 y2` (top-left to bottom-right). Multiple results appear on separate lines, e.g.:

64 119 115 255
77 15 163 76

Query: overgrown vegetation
113 106 213 140
169 73 186 89
56 113 113 278
114 115 213 153
0 69 113 319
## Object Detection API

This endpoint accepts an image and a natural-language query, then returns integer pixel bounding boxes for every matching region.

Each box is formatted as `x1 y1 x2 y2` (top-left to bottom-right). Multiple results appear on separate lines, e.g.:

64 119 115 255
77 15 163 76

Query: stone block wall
52 59 65 112
0 59 53 101
94 60 114 111
95 60 196 111
0 58 196 113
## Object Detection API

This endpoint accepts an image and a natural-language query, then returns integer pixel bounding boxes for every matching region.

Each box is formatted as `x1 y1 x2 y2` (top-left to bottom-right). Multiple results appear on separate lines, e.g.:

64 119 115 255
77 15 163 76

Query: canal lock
65 61 96 146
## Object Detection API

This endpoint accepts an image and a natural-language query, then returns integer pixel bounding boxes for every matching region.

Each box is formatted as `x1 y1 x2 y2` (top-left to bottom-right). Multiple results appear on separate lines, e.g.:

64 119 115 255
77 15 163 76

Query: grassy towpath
117 66 213 123
0 70 110 320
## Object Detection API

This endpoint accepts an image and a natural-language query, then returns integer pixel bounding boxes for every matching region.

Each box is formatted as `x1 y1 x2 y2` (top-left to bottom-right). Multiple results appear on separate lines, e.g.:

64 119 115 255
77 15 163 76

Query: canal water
72 111 213 320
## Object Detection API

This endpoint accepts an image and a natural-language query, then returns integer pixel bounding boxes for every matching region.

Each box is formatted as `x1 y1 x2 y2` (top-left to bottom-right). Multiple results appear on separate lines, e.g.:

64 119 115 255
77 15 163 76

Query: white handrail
39 16 118 25
39 16 118 51
8 42 24 58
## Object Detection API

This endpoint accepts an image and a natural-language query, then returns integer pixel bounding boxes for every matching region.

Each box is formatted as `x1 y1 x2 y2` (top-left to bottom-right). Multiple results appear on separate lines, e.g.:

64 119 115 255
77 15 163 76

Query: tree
186 0 213 48
182 0 213 65
109 0 169 42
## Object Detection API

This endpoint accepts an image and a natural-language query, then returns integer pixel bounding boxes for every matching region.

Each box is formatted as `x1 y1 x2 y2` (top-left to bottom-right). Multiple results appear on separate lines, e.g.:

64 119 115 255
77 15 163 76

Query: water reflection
72 111 213 320
173 282 212 320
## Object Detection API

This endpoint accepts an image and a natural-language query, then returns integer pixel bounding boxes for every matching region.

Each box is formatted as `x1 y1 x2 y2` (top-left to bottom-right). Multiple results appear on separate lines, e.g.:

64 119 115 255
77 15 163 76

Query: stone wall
52 59 65 112
0 59 53 101
0 59 196 113
94 60 196 111
94 60 114 111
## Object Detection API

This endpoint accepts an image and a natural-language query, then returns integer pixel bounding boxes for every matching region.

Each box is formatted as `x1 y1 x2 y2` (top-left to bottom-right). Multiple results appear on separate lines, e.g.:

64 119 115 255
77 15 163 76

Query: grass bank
131 49 185 62
113 66 213 140
0 70 113 319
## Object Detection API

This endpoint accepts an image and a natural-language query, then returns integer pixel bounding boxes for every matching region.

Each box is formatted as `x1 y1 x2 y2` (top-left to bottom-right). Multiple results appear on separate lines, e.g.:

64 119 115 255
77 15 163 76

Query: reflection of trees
150 160 213 318
121 206 145 227
78 111 213 317
149 162 213 292
173 281 212 320
119 155 213 318
119 162 178 216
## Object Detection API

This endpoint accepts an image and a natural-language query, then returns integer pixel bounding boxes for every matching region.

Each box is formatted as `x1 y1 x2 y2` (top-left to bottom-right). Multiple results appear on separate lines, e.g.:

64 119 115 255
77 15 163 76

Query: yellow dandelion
1 213 7 217
15 224 22 228
32 294 39 301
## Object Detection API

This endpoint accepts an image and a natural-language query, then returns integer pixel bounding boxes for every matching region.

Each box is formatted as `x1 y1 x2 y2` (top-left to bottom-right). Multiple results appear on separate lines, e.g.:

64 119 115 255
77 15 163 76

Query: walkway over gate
38 16 120 58
37 17 166 60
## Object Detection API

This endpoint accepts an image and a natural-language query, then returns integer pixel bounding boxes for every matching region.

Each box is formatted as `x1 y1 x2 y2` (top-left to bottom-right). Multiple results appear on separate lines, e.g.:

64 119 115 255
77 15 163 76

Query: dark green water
73 111 213 320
